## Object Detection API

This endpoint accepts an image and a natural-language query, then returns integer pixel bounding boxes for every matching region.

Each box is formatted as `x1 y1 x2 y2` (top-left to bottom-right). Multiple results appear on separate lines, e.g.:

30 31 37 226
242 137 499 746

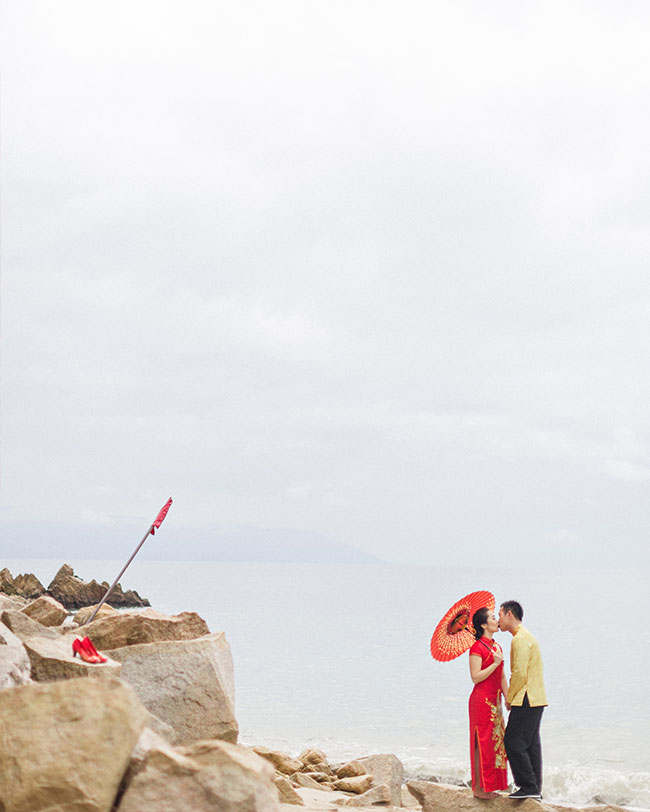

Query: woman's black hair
472 607 489 640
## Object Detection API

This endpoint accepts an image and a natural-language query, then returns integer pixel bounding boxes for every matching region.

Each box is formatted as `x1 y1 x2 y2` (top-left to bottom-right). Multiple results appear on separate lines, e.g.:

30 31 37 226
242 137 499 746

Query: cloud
544 529 582 548
287 483 313 500
601 460 650 483
80 510 116 527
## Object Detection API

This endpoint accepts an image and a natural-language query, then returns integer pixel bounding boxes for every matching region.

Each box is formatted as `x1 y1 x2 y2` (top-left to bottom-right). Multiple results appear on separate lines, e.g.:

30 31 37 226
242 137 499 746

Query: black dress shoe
508 788 541 799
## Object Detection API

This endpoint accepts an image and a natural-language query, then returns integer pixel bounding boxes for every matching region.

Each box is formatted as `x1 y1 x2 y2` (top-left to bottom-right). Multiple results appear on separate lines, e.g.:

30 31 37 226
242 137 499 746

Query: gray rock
0 676 146 812
108 632 238 745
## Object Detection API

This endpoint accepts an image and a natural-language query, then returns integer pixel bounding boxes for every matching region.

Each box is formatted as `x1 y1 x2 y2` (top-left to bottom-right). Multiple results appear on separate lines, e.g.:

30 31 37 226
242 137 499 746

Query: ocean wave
543 765 650 810
401 757 650 811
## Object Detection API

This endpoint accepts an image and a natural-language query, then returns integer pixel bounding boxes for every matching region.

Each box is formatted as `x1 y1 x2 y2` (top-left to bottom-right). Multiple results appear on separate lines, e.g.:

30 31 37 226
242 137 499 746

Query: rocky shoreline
1 563 150 609
0 567 631 812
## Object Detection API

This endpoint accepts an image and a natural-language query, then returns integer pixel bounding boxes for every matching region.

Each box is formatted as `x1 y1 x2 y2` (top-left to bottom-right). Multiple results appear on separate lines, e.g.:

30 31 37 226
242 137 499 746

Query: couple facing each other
468 600 547 800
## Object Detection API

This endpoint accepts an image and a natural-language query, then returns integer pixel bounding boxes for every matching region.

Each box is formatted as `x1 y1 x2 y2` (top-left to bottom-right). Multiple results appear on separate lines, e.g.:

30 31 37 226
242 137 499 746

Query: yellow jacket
507 624 548 707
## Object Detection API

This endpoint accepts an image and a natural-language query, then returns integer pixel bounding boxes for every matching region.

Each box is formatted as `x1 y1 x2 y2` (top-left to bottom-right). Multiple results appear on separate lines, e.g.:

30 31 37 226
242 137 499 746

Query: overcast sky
1 1 649 566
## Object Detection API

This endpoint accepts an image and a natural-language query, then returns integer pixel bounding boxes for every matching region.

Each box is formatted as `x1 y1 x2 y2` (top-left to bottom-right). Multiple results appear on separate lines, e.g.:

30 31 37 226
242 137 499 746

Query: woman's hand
470 644 503 684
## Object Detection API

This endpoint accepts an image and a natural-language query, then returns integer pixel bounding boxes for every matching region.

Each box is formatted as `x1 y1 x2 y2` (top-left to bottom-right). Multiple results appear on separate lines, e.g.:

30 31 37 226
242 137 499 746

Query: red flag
151 497 172 535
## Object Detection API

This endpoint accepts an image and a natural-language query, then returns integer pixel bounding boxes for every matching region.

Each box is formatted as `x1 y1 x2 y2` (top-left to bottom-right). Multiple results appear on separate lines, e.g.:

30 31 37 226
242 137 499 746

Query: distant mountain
0 521 382 564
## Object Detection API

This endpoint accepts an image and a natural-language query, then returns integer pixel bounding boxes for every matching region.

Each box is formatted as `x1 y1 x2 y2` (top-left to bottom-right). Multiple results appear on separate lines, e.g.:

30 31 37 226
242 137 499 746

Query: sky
1 1 650 567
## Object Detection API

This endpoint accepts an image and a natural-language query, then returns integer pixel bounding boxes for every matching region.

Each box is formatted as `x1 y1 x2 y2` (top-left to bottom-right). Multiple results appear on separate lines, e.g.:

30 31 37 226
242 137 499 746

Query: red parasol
151 497 173 535
430 590 495 662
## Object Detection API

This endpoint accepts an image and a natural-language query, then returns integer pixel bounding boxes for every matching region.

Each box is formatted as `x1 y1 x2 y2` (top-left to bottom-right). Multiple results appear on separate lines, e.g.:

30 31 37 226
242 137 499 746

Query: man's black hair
500 600 523 621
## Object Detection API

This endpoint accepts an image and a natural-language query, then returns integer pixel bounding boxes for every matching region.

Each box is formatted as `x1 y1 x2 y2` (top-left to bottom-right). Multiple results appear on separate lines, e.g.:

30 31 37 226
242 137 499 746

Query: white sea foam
542 765 650 810
399 757 650 811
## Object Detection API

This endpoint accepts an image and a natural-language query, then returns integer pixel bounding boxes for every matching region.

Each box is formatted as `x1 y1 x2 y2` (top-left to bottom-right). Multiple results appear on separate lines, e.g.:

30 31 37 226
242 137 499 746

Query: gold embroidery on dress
485 697 507 769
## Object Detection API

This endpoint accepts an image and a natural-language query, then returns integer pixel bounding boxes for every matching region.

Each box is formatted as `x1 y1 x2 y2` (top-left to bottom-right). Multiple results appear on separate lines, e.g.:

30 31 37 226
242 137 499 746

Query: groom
499 600 548 800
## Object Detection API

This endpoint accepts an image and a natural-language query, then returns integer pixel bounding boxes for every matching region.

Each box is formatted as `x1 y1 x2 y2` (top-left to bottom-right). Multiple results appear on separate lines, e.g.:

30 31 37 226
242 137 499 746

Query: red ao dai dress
468 637 508 793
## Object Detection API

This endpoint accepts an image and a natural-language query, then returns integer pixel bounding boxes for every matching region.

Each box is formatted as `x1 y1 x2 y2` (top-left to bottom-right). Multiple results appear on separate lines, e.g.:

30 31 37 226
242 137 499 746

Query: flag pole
79 497 172 627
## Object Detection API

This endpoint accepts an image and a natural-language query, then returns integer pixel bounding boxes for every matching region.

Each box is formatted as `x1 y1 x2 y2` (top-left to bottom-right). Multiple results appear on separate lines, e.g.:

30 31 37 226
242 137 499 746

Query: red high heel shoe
72 637 100 663
81 636 107 663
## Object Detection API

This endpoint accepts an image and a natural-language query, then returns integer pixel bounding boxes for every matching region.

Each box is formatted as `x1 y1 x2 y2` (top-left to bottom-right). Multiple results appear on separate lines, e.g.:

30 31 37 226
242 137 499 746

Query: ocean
5 559 649 810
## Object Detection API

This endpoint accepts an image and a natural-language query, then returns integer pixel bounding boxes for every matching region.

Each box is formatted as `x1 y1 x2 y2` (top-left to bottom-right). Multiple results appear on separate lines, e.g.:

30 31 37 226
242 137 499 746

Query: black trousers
504 694 544 793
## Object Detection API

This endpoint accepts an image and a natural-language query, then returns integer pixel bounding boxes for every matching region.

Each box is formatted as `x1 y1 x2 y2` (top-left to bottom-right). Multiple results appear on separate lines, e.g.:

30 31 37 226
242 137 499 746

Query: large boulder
0 567 18 595
116 739 279 812
1 610 121 682
21 595 68 627
0 620 32 689
107 632 238 745
47 564 150 609
407 781 555 812
0 676 147 812
68 607 210 649
1 569 47 600
13 571 46 598
357 755 403 807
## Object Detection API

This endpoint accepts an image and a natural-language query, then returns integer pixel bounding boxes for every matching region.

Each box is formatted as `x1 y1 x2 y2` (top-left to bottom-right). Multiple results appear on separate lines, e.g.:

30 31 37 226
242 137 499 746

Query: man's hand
505 701 511 711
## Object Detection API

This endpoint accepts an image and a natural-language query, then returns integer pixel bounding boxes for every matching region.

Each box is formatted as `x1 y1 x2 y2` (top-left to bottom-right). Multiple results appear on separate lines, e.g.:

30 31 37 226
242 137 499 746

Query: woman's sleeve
468 641 483 658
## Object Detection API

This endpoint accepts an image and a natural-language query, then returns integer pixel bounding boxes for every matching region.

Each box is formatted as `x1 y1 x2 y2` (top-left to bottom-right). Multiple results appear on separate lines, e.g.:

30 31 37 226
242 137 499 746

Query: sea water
6 559 650 810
